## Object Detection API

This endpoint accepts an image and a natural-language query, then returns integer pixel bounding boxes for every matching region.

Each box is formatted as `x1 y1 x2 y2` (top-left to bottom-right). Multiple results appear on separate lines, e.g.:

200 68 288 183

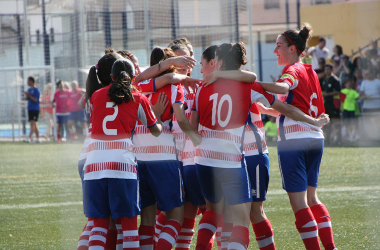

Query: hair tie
120 71 126 75
282 32 305 57
127 54 134 59
95 64 99 70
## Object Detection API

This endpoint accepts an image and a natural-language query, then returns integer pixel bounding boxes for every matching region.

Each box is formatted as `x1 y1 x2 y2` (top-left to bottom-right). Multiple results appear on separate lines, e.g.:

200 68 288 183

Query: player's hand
169 56 196 71
183 77 201 93
316 113 330 127
191 133 202 147
150 92 168 118
202 72 219 87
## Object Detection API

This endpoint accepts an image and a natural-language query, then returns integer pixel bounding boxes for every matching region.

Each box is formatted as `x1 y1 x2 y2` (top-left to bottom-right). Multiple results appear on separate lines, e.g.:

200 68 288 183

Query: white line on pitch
0 201 82 210
267 186 380 196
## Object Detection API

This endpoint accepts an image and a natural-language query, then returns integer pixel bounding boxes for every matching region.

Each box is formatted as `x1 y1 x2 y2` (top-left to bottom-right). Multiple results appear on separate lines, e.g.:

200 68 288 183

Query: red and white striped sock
196 210 221 250
295 207 321 250
115 219 123 250
154 212 167 247
105 229 117 250
310 204 336 250
120 216 140 250
88 218 109 250
228 226 250 250
215 217 223 250
206 235 214 250
221 222 233 250
156 219 182 250
175 217 196 250
252 219 275 250
78 219 94 250
139 225 155 250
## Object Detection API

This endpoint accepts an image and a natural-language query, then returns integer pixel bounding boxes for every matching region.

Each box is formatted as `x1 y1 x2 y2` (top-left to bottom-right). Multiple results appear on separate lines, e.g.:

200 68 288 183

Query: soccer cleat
23 138 30 143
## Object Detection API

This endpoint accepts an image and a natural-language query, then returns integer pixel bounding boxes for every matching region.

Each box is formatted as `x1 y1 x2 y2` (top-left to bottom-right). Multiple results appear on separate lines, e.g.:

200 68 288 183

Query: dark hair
104 47 116 54
334 45 343 56
170 44 190 54
168 37 193 56
28 76 35 83
108 59 136 105
318 37 326 43
85 52 121 100
150 47 176 76
282 24 312 56
215 42 247 70
325 63 333 70
56 80 63 88
202 45 218 62
318 58 326 64
117 49 136 60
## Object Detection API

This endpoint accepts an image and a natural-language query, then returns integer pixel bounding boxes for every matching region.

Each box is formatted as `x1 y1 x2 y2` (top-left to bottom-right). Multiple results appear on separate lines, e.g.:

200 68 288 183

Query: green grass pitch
0 142 379 249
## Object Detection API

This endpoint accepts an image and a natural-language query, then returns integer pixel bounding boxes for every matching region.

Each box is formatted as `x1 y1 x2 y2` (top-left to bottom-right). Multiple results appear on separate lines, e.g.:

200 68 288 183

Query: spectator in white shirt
306 37 330 70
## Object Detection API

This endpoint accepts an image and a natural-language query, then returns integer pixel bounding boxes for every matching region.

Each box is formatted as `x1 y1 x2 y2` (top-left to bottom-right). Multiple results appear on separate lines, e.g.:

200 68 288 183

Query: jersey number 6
103 102 118 135
209 93 232 127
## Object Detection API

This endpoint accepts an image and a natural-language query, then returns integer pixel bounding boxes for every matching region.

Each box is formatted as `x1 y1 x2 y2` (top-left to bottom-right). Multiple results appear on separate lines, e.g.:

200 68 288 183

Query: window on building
264 0 280 9
266 34 278 43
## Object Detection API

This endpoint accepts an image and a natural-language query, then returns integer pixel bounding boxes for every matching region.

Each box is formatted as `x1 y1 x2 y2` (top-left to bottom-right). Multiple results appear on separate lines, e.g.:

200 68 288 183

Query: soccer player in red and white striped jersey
83 58 162 250
258 24 337 250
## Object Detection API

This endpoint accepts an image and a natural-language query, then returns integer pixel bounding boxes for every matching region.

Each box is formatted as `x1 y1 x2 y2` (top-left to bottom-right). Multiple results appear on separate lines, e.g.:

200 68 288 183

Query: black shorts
28 110 39 121
324 104 340 118
343 110 355 119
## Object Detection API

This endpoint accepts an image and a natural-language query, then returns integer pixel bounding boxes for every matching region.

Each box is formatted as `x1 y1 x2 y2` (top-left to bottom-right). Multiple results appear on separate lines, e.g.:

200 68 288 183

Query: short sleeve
251 83 275 107
138 94 158 128
276 65 298 90
172 84 186 106
359 81 365 92
341 89 348 95
333 78 341 91
135 78 156 94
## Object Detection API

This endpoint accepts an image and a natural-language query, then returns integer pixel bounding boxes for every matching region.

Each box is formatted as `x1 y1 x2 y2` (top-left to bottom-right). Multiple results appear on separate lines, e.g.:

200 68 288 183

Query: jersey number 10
209 93 232 127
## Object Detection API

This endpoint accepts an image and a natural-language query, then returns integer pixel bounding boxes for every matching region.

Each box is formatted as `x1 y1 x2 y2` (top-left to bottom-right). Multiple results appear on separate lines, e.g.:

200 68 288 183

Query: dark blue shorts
83 178 140 219
245 154 270 202
196 162 252 205
69 110 87 122
183 165 206 206
277 138 324 193
342 110 355 119
56 114 69 124
138 160 185 211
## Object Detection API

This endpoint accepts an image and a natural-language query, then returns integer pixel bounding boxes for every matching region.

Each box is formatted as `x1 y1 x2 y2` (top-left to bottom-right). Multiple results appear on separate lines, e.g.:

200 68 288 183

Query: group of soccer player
76 24 338 250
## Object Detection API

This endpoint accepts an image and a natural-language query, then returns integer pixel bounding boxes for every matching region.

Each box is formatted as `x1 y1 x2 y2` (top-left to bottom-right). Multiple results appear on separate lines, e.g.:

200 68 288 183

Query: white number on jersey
102 102 118 135
209 93 233 127
308 93 318 117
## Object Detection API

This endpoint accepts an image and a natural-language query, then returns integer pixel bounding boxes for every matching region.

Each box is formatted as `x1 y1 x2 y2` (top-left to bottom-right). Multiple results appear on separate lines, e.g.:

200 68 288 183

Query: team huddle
76 24 337 250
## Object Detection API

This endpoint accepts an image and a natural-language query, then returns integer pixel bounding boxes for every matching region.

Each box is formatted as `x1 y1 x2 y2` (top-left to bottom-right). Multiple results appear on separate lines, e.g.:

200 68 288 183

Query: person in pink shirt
67 80 87 140
53 80 71 143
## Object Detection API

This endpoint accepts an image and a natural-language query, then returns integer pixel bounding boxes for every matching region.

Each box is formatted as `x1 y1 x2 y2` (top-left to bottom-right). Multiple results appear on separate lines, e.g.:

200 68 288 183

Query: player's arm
256 81 290 94
138 96 162 137
173 103 201 147
256 103 280 117
190 110 199 133
150 93 169 121
78 94 86 109
154 73 201 92
134 56 196 83
202 70 257 87
270 99 330 127
148 121 162 137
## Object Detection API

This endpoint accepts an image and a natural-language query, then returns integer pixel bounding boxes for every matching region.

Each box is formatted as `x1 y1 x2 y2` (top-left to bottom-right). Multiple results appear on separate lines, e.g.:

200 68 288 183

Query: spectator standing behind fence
306 37 330 70
67 81 87 141
333 55 353 86
264 116 277 142
341 79 359 141
53 80 71 143
331 45 343 64
359 69 380 139
41 83 54 140
24 76 41 143
321 63 341 144
315 58 326 86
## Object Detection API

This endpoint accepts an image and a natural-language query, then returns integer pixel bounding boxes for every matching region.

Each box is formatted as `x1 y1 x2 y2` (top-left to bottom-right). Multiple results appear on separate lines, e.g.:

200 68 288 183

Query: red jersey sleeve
276 65 299 90
135 78 155 94
171 84 186 107
250 83 275 107
137 94 158 128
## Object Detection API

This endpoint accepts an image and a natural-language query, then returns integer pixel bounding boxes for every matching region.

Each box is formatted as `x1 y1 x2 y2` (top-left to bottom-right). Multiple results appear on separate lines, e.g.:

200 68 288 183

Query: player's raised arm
202 70 257 87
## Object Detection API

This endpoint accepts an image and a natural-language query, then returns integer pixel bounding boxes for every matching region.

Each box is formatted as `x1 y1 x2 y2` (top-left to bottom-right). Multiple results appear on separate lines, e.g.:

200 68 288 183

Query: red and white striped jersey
172 88 195 162
134 78 156 94
193 80 275 168
276 63 325 141
84 85 157 180
243 104 268 157
133 83 186 161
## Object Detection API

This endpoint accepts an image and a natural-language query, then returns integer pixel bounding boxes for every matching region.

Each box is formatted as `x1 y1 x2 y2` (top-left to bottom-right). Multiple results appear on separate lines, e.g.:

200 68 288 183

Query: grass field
0 142 379 250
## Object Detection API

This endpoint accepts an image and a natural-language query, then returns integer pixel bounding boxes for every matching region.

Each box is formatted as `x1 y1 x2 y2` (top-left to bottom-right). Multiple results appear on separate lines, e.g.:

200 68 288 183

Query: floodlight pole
42 0 51 82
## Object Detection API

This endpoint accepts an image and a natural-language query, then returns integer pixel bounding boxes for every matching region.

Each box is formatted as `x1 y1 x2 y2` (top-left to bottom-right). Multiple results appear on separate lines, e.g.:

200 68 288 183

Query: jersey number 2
103 102 118 135
209 93 232 127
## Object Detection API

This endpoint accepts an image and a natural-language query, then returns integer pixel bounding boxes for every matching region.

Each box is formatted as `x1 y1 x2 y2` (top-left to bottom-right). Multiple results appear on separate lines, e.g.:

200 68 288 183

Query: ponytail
85 66 102 101
216 42 247 70
108 71 135 106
